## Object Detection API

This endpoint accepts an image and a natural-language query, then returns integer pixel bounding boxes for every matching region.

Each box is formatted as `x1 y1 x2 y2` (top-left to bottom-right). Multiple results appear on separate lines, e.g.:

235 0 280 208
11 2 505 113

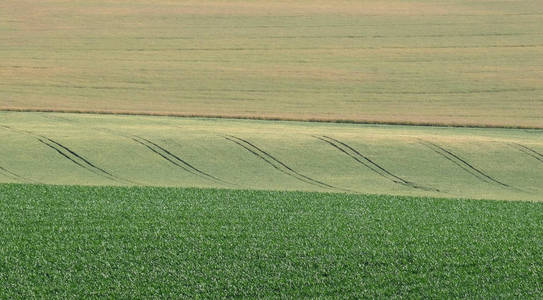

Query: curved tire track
224 135 346 191
37 137 136 185
131 136 232 186
418 139 513 189
315 135 437 192
509 143 543 164
0 166 36 183
1 125 137 185
45 138 115 177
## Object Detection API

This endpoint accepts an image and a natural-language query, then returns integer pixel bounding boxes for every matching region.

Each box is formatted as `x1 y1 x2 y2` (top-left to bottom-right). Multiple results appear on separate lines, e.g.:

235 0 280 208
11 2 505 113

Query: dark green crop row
1 184 542 298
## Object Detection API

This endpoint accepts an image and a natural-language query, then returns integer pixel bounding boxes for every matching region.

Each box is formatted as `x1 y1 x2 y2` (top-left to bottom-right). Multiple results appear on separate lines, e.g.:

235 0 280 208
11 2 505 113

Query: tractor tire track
131 137 197 175
418 140 512 188
37 138 89 170
317 136 406 183
137 137 226 183
0 124 33 135
37 137 131 184
131 136 232 186
315 135 437 192
1 126 39 183
0 166 36 183
418 140 487 183
44 138 115 177
509 143 543 163
224 135 345 191
1 125 137 185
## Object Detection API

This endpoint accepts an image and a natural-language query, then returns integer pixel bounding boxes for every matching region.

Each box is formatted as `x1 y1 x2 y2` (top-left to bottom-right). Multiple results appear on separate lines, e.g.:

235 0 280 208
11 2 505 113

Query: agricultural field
1 0 543 127
1 112 542 201
1 0 543 297
1 184 543 298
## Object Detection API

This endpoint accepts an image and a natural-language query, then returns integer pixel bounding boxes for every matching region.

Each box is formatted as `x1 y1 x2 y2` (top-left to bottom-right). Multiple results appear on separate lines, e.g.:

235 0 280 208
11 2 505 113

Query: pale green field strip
0 112 542 201
1 0 542 127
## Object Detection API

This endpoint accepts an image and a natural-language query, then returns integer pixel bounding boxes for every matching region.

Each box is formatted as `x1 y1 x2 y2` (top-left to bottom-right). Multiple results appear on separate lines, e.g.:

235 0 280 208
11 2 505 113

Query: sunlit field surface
1 112 542 201
1 184 542 298
2 1 543 297
1 0 542 127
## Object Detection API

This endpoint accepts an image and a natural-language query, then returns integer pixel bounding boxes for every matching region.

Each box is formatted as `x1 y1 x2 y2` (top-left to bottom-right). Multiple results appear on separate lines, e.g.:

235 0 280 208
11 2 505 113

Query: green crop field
1 111 542 201
1 0 542 128
1 184 543 298
1 0 543 297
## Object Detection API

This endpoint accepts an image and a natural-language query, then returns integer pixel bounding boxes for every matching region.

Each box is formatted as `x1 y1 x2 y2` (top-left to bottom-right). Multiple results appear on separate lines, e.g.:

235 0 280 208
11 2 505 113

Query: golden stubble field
1 0 542 127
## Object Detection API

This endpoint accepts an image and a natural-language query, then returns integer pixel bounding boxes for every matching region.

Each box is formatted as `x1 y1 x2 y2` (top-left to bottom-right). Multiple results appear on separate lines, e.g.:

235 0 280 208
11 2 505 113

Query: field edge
2 108 542 130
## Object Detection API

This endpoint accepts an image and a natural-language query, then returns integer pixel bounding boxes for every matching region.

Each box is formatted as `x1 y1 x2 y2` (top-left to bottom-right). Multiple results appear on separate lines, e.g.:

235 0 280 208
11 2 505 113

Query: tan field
1 0 542 127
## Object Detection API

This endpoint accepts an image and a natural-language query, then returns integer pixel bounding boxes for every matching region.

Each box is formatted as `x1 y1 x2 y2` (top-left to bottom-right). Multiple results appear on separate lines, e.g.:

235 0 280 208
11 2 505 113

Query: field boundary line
1 108 542 130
